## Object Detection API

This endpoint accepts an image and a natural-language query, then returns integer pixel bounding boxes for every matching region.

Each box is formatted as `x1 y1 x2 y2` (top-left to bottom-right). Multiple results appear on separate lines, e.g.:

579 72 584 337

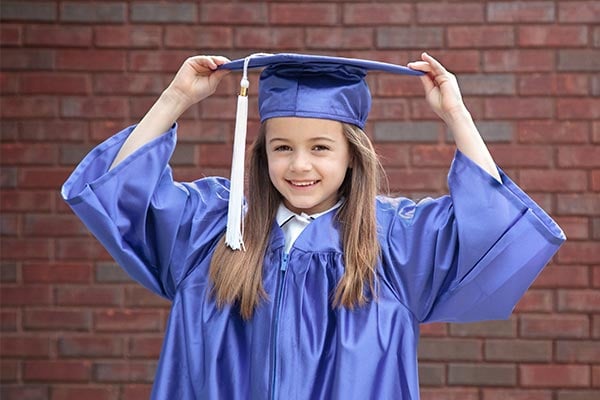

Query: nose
290 151 312 172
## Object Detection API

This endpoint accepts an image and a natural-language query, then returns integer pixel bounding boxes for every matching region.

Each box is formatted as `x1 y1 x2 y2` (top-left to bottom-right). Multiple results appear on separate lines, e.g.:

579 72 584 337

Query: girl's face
265 117 351 215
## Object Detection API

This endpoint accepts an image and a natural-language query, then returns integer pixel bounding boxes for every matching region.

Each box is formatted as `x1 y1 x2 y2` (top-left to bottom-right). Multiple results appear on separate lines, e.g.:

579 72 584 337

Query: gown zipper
269 252 289 400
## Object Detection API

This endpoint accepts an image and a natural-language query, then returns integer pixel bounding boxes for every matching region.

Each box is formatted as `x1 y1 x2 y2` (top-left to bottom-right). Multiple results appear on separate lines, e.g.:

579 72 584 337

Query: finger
418 73 436 95
406 61 432 73
421 52 448 75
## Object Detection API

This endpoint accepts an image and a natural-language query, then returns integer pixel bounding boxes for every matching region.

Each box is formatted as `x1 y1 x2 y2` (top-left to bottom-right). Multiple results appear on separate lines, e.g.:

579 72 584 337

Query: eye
273 145 292 152
312 144 330 151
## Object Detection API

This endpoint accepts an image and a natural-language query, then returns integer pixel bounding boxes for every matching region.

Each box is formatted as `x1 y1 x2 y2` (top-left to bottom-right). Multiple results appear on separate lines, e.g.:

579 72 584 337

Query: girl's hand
164 55 231 108
407 52 467 124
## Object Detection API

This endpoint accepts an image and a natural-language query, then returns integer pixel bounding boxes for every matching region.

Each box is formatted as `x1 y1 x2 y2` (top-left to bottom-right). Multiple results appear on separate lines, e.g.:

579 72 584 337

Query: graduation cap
217 53 423 251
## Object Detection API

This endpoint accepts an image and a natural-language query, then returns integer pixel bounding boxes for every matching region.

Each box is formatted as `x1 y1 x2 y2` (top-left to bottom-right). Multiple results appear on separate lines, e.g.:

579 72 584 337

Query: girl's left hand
407 52 467 124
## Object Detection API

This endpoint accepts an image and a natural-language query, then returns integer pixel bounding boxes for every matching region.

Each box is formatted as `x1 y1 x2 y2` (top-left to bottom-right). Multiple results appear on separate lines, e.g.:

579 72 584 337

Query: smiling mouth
288 180 319 187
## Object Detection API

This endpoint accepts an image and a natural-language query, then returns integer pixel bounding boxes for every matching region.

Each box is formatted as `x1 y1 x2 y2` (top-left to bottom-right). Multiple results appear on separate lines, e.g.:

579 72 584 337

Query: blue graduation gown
61 124 565 400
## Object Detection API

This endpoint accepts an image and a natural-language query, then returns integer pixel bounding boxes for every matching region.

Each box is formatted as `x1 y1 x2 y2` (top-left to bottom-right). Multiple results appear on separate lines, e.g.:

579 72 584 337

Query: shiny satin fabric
61 124 565 400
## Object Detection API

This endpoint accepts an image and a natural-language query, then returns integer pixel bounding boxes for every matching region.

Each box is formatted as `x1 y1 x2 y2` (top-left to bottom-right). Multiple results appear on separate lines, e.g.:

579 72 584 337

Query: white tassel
225 63 251 251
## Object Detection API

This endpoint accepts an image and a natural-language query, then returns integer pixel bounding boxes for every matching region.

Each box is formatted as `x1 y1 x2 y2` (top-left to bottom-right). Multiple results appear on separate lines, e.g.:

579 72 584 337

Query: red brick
0 360 18 382
375 74 424 97
51 386 116 400
557 390 600 400
164 26 232 49
519 26 588 47
518 121 588 144
19 168 72 189
1 214 18 236
419 323 448 337
60 96 128 119
57 50 126 72
124 287 170 308
343 3 413 25
594 266 600 288
0 72 18 94
55 238 111 261
23 262 92 284
0 310 18 332
120 385 152 399
372 144 409 169
557 241 600 263
448 26 514 48
489 145 553 168
306 27 373 50
369 98 411 120
201 3 267 24
129 50 190 72
377 27 444 49
1 48 55 70
24 25 92 47
520 314 589 338
94 25 162 48
385 169 444 192
449 318 516 338
24 309 91 331
487 2 555 22
24 361 91 382
558 99 600 120
0 96 58 118
270 4 337 25
514 289 554 313
552 218 589 241
421 388 479 400
558 290 600 312
484 50 554 72
484 98 553 119
411 145 455 167
558 1 600 23
557 194 600 216
93 361 156 383
418 362 445 386
0 24 22 46
520 169 587 192
23 214 88 236
558 50 600 72
94 310 163 332
58 336 124 358
482 389 552 400
21 72 91 95
520 364 590 387
1 238 50 260
0 336 50 358
518 74 589 96
56 287 123 307
0 286 52 306
129 336 163 358
558 147 600 168
19 120 89 142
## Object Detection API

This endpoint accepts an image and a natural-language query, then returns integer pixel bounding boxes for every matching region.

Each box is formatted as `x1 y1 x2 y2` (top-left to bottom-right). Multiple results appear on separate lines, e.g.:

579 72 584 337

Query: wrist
444 105 472 127
160 89 194 116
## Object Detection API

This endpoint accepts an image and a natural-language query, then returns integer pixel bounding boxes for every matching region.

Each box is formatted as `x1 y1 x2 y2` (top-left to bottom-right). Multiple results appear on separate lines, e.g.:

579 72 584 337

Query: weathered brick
411 145 455 168
0 1 56 21
1 96 58 118
418 363 445 386
23 262 92 284
487 2 555 22
557 194 600 216
129 336 163 358
95 262 134 283
0 310 18 332
485 97 553 119
558 50 600 71
520 170 587 192
558 1 600 23
58 336 124 358
482 389 552 400
0 286 52 306
306 27 373 50
24 309 91 331
343 3 413 25
448 26 514 48
234 27 304 50
557 98 600 120
520 314 589 338
0 24 21 46
1 49 55 70
449 319 517 338
202 3 267 24
556 340 600 363
21 72 91 95
418 338 481 361
1 238 50 260
515 289 554 313
124 287 170 308
518 73 589 96
517 121 588 144
374 122 439 142
557 391 600 400
95 25 162 48
93 361 156 383
417 3 483 24
61 97 128 119
558 242 600 264
0 336 50 358
377 27 443 49
449 363 516 386
57 50 126 72
20 120 89 142
484 50 554 72
521 364 590 387
0 262 17 283
558 147 600 168
519 26 588 47
558 290 600 312
457 74 516 95
421 388 479 400
50 386 116 400
0 385 49 400
131 2 196 23
94 310 163 332
485 339 551 362
128 50 189 72
121 385 152 399
60 2 126 23
56 287 123 307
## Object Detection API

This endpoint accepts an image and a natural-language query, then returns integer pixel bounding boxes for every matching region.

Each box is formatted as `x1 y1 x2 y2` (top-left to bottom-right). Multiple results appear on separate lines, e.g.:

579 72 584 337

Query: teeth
290 180 316 187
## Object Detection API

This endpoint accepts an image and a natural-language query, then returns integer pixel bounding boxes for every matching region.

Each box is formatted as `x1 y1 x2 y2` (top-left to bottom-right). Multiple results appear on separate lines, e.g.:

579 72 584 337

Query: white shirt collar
276 200 343 227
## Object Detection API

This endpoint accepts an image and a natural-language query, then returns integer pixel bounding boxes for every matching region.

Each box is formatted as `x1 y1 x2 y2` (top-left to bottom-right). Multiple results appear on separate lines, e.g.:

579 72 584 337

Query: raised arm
110 55 230 169
408 52 501 182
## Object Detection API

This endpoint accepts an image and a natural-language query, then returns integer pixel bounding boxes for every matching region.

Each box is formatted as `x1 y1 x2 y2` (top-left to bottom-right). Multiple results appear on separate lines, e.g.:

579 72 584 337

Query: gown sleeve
379 150 565 323
61 124 230 300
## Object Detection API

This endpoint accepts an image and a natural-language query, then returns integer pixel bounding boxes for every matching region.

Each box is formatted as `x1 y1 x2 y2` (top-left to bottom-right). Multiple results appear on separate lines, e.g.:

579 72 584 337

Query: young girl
62 52 564 400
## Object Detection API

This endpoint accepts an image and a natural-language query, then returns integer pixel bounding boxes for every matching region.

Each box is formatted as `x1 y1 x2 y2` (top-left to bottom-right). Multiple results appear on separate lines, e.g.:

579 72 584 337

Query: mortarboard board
217 53 423 251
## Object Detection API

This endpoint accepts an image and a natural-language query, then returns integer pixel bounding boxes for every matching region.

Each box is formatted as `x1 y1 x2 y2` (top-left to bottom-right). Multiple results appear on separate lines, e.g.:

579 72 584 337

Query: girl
62 52 564 399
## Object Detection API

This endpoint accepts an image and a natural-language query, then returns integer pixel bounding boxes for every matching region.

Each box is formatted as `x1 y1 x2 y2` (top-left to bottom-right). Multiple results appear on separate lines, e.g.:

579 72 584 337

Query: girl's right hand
164 55 231 108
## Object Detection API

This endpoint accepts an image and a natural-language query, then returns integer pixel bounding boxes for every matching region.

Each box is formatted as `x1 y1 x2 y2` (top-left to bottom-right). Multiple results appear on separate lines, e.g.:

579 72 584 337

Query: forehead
265 117 344 140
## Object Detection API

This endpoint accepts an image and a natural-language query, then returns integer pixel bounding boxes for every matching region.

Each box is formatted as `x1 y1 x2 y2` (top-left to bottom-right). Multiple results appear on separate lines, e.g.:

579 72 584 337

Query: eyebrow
268 136 337 144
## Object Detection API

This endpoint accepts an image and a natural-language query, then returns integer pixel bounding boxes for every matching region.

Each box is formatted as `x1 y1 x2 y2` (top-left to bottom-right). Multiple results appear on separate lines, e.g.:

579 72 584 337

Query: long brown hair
209 121 382 320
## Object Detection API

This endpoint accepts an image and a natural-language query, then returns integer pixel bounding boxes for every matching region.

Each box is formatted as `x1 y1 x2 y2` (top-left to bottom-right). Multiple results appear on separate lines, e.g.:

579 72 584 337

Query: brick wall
1 1 598 399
